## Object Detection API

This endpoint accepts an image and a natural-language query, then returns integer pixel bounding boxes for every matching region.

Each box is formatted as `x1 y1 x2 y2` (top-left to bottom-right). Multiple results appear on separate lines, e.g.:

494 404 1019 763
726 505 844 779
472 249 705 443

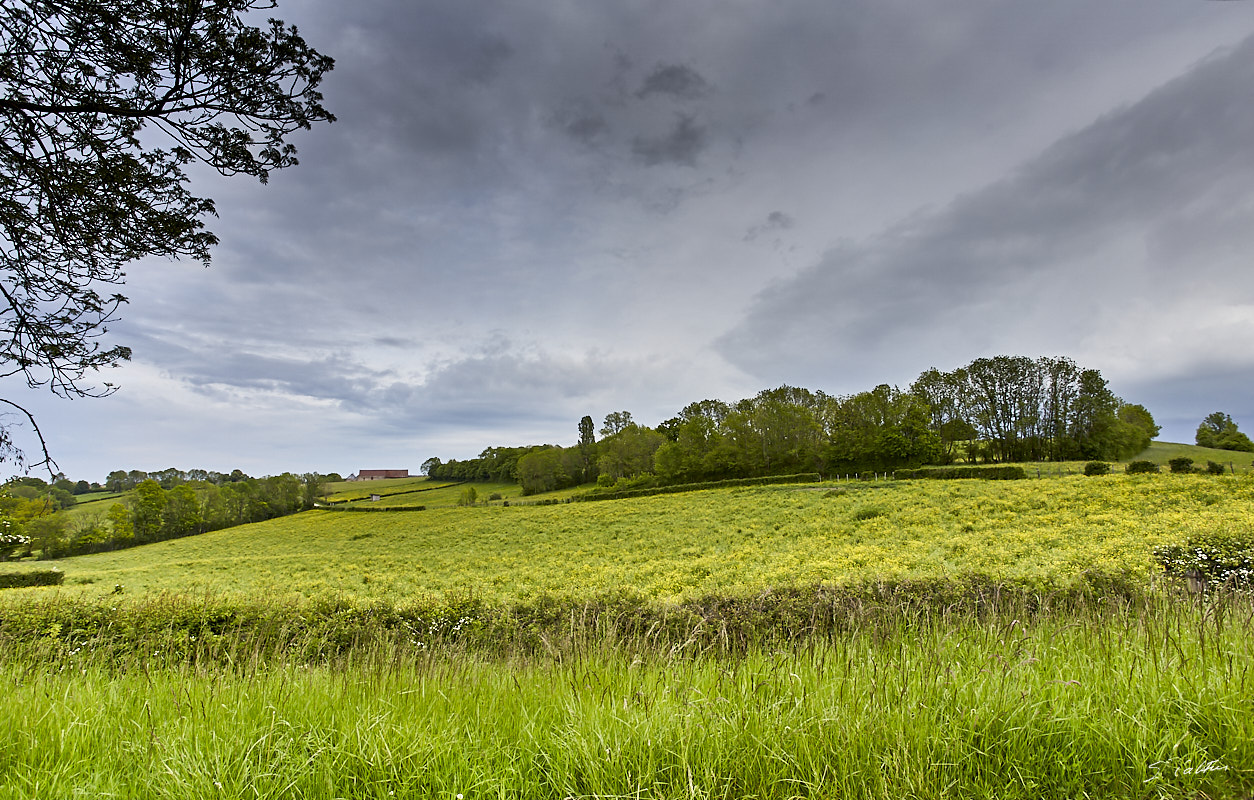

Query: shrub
0 568 64 589
487 492 503 502
1154 532 1254 590
1168 457 1195 474
1083 461 1111 476
1126 460 1160 475
1206 461 1228 476
457 486 478 507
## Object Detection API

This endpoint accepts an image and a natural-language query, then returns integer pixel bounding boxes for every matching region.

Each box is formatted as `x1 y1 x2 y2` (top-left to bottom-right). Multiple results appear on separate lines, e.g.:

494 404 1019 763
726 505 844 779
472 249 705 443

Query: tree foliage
425 355 1158 497
0 0 334 469
1195 412 1254 452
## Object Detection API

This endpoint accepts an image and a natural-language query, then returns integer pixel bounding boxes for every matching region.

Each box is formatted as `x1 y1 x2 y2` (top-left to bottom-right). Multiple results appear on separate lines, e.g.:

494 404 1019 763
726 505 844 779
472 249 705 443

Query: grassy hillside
10 471 1252 604
1135 440 1254 471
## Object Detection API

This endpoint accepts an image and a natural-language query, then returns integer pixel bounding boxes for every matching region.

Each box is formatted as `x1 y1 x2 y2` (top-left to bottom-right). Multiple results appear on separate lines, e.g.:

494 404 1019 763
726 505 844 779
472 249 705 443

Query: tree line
425 356 1159 495
19 473 329 560
103 468 343 492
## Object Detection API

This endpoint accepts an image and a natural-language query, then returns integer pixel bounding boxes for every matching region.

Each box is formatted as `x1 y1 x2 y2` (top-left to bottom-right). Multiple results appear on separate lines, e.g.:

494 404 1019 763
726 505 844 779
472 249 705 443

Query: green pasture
337 479 519 508
321 476 447 502
1136 440 1254 471
9 471 1253 604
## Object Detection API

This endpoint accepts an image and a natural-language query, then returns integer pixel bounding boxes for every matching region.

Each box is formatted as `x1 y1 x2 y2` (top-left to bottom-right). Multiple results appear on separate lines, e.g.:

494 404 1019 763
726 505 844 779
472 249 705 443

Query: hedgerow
895 466 1027 480
577 473 821 502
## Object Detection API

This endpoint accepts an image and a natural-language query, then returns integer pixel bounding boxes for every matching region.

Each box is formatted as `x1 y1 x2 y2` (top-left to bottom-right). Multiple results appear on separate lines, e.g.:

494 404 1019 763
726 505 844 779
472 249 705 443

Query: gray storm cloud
718 34 1254 397
23 0 1254 478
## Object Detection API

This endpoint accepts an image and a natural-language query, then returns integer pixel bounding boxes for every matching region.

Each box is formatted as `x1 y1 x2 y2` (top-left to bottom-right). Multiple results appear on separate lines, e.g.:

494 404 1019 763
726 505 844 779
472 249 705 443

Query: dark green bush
1207 461 1228 476
0 568 64 589
1168 457 1195 474
1126 460 1160 475
1083 461 1111 476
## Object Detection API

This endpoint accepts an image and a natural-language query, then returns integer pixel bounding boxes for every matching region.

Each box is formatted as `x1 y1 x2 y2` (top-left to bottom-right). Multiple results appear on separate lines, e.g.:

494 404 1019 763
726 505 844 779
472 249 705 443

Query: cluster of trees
910 356 1158 463
3 475 96 512
1195 412 1254 452
27 473 328 559
103 468 341 492
425 356 1160 495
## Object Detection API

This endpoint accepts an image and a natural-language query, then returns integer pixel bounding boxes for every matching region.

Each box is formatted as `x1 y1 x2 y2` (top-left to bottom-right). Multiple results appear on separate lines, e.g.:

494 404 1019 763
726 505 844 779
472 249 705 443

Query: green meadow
5 471 1253 603
2 453 1253 798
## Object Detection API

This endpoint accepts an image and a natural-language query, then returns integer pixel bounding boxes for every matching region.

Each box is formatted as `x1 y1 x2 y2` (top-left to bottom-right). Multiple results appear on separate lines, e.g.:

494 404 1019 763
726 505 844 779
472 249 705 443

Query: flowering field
10 472 1252 604
5 472 1254 799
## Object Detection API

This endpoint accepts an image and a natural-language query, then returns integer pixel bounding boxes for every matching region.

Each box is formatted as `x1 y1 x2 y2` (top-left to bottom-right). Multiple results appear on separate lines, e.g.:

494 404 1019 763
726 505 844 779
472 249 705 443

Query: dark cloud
636 64 711 100
719 34 1254 389
744 210 796 241
553 102 610 146
631 114 708 166
30 0 1254 479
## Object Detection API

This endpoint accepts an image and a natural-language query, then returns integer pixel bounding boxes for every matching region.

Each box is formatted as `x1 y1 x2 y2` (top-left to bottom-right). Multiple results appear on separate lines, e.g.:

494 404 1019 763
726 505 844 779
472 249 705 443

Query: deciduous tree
0 0 334 469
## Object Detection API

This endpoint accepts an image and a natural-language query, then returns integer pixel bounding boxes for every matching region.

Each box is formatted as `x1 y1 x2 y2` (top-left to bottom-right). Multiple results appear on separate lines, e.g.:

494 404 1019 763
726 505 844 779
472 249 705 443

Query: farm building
349 469 409 481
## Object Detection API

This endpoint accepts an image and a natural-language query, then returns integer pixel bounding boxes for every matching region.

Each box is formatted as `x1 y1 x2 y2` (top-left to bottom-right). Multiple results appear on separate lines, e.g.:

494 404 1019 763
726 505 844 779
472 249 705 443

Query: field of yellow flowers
10 472 1249 604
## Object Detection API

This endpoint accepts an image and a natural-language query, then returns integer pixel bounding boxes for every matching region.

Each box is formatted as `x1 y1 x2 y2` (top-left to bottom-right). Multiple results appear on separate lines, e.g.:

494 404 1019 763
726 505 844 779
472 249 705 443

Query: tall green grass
1 586 1251 799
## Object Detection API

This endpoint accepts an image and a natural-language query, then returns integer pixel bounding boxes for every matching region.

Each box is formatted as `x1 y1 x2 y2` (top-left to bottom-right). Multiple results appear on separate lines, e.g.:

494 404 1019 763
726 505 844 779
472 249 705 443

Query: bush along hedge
1168 457 1195 474
0 568 64 589
578 473 822 502
1126 460 1160 475
1154 532 1254 591
1084 461 1112 476
895 466 1027 481
314 505 426 513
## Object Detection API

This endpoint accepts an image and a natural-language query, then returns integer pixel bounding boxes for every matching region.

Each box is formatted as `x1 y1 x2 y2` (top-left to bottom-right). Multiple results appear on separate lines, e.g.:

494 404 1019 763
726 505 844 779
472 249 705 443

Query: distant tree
516 447 569 495
577 415 597 482
105 471 129 492
73 480 91 495
106 502 134 544
597 424 665 481
600 411 634 438
1196 412 1254 452
150 468 186 489
420 457 442 477
161 485 202 537
301 473 327 509
130 480 166 541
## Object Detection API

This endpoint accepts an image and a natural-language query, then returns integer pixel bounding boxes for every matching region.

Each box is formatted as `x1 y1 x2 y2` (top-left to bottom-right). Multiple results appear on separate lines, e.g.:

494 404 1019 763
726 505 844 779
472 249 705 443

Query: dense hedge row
895 466 1028 480
0 572 1153 663
578 473 822 502
0 569 64 589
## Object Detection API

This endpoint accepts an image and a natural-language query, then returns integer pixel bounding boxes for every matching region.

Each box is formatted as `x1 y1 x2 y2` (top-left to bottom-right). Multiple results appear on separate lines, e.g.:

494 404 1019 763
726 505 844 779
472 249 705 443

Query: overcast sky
16 0 1254 481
